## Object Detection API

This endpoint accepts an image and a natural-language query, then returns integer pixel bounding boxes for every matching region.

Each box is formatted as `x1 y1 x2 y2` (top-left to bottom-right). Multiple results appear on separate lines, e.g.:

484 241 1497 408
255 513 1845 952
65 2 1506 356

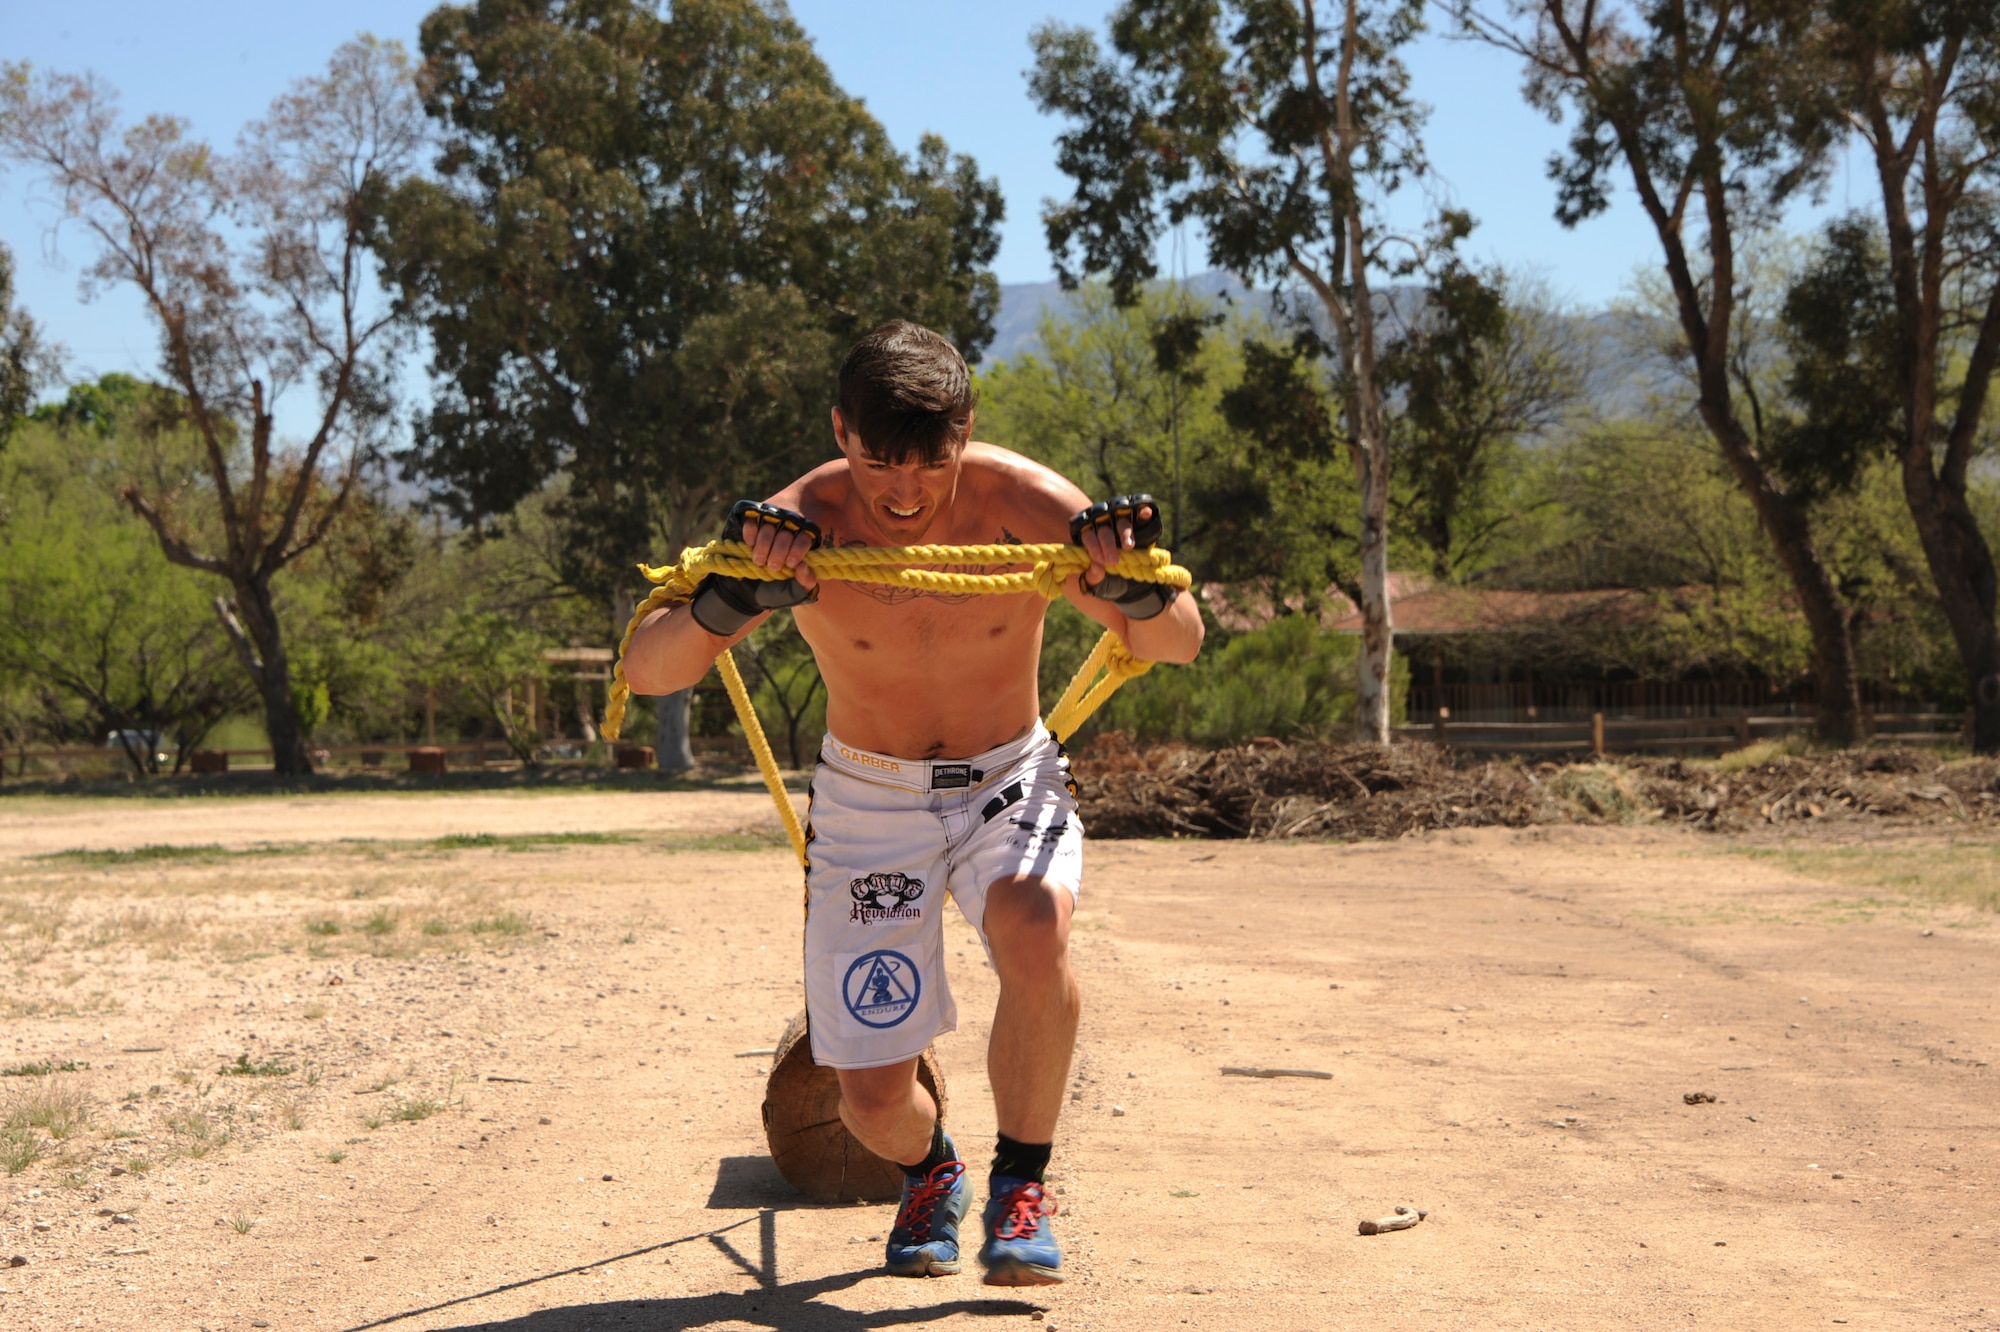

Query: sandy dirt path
0 789 797 858
0 796 1993 1331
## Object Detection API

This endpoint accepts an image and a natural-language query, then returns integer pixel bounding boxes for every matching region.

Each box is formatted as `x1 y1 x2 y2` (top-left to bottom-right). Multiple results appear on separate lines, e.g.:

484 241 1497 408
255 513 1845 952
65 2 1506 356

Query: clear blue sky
2 0 1847 394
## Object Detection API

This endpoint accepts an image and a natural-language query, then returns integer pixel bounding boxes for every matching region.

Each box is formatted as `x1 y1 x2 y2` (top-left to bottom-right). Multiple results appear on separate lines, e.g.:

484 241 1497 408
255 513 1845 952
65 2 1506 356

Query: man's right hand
689 500 822 637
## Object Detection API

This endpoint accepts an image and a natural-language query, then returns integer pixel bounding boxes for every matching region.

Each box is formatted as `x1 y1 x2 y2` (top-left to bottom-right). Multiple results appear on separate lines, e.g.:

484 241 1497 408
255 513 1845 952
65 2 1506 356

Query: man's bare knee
836 1060 924 1128
984 876 1074 980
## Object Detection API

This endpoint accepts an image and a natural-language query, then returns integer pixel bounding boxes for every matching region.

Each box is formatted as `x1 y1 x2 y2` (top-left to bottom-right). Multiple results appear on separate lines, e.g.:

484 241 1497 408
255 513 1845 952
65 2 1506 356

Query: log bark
761 1011 947 1202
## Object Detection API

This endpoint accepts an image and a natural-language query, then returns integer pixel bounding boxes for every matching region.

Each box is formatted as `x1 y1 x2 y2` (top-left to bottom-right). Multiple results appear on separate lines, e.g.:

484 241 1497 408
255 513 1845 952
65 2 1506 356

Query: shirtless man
622 320 1204 1285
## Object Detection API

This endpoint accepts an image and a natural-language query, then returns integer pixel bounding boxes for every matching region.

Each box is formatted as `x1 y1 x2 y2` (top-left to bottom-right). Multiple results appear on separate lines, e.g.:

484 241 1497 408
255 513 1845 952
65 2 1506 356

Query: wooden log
761 1011 947 1202
1358 1205 1427 1236
1220 1066 1333 1080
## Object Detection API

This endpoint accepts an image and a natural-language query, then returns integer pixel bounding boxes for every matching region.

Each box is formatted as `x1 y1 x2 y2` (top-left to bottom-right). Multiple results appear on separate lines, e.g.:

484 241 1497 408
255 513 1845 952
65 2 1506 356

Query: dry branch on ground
1071 739 2000 840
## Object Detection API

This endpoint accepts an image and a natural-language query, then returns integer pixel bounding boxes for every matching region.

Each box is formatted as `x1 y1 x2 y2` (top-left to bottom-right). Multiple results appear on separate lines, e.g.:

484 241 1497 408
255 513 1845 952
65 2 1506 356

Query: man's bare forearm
621 603 757 697
1117 590 1204 664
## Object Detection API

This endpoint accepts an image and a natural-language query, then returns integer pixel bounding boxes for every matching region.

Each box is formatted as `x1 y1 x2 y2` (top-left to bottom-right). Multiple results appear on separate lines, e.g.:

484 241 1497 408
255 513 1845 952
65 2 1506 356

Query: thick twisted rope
603 538 1192 867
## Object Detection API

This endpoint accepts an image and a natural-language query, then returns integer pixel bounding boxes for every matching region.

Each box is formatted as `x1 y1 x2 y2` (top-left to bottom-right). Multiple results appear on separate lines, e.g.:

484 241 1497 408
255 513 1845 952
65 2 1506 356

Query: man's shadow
344 1156 1044 1332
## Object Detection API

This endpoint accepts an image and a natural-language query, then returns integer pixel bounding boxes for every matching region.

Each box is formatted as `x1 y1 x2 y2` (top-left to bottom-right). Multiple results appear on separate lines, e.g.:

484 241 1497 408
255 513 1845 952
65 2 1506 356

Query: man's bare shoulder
768 459 852 529
962 443 1091 541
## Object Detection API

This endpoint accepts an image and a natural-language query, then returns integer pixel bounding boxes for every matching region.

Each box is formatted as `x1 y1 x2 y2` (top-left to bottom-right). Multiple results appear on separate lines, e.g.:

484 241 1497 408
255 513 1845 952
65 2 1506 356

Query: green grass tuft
219 1054 294 1078
390 1096 444 1123
1 1060 88 1077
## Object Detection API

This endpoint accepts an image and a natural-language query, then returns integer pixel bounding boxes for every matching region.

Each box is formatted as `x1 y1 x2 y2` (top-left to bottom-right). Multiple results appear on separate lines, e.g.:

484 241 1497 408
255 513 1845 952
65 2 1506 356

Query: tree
440 611 552 765
1788 3 2000 750
0 39 424 775
1 241 47 444
1455 0 1868 743
371 0 1003 769
1032 0 1465 743
1383 267 1586 581
0 416 252 774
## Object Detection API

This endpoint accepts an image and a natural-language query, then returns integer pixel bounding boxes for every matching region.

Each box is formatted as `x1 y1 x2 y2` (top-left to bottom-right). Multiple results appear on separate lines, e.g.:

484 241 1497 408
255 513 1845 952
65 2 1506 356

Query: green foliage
1031 0 1432 303
0 242 41 445
0 417 250 767
1102 614 1364 746
1383 269 1585 579
219 1055 294 1078
1772 217 1902 501
439 610 554 763
979 283 1351 604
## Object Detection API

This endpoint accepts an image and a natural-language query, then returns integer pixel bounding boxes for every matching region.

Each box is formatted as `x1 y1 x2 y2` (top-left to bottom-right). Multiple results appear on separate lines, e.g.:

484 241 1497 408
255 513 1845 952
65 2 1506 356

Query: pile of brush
1069 736 2000 840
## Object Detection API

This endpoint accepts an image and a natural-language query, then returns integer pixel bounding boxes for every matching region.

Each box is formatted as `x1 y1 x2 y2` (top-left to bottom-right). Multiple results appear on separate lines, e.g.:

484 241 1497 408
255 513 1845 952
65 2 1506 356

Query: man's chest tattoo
828 528 1029 605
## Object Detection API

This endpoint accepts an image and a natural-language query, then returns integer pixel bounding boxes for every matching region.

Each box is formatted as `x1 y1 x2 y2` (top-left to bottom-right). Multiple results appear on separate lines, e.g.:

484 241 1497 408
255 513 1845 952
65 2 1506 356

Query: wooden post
1434 705 1450 748
1735 715 1751 748
1591 711 1605 759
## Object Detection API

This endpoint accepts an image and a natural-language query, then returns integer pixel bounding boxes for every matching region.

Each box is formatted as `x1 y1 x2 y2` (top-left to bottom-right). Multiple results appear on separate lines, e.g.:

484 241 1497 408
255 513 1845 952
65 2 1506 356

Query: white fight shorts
802 725 1085 1069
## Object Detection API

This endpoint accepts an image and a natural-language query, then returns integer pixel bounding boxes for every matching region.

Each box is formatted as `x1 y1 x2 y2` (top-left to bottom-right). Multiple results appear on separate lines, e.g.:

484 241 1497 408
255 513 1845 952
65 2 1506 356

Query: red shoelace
993 1180 1058 1240
895 1161 965 1234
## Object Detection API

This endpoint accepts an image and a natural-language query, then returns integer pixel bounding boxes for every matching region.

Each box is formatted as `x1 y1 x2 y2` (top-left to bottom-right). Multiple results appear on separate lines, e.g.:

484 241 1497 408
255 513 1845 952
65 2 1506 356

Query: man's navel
851 639 873 651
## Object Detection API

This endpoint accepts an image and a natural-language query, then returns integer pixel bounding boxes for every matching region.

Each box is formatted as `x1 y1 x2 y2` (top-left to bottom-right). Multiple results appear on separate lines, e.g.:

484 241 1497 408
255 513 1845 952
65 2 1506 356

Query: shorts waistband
818 727 1051 794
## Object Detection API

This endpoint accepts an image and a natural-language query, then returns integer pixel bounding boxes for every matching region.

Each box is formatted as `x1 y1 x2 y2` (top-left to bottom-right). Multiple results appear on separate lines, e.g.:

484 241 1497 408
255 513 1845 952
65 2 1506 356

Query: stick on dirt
1221 1066 1334 1080
1358 1206 1428 1236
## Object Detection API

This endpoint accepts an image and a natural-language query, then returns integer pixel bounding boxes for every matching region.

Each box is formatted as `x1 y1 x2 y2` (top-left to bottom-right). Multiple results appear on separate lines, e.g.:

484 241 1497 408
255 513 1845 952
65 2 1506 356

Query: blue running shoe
885 1151 969 1277
979 1175 1063 1286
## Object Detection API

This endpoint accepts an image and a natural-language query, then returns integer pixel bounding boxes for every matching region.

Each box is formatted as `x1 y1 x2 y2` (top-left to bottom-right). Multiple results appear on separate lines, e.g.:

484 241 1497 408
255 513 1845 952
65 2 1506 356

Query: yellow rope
716 646 809 866
602 538 1192 868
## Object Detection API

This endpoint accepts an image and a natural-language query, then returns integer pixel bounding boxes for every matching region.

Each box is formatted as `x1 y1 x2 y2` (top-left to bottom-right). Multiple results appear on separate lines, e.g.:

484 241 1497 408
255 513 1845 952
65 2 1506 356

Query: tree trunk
1353 433 1394 743
213 585 313 777
1901 460 2000 752
1695 412 1863 747
655 686 696 772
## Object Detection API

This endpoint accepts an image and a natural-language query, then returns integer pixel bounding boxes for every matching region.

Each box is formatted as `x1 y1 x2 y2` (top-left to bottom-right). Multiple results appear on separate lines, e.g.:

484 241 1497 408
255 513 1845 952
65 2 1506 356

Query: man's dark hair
837 320 974 464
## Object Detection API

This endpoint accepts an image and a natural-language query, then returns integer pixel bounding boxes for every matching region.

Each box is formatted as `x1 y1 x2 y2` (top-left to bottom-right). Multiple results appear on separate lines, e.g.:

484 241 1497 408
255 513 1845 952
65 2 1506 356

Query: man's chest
799 578 1046 657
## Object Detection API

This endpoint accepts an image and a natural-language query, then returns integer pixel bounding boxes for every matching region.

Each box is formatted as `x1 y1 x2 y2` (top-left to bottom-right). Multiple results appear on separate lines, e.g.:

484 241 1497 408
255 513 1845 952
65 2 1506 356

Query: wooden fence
1398 711 1970 756
0 734 755 781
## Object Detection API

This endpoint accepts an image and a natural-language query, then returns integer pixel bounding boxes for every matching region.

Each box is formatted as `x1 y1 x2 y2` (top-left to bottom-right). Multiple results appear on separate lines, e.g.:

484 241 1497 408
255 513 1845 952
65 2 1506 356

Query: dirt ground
0 789 1994 1331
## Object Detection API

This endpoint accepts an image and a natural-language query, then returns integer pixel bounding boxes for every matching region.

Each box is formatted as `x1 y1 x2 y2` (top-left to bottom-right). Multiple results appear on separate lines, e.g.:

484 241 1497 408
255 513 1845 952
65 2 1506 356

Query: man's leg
834 1059 934 1166
982 874 1081 1140
976 873 1078 1286
837 1059 968 1277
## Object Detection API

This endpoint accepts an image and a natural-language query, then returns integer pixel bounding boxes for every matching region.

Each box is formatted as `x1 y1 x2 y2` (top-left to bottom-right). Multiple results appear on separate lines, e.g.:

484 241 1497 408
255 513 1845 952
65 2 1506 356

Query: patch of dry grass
3 1076 92 1139
1735 838 2000 912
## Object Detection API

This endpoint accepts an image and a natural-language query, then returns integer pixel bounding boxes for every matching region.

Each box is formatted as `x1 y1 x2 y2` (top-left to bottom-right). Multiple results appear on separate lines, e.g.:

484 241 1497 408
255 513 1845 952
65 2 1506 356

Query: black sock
991 1133 1052 1184
897 1119 951 1179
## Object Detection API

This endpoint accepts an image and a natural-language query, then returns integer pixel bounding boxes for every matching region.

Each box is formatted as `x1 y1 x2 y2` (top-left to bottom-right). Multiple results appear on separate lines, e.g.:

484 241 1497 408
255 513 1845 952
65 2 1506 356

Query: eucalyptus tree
1031 0 1464 743
1455 0 1868 742
371 0 1002 767
0 242 42 444
1784 0 2000 749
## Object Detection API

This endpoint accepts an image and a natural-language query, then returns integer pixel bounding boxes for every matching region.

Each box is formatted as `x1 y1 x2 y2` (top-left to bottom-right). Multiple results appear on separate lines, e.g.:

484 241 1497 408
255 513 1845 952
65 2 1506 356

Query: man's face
832 407 967 543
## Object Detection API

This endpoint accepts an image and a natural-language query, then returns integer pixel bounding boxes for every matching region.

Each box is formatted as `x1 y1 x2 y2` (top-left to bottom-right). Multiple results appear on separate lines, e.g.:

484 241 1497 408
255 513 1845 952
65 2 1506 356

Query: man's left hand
1071 493 1163 586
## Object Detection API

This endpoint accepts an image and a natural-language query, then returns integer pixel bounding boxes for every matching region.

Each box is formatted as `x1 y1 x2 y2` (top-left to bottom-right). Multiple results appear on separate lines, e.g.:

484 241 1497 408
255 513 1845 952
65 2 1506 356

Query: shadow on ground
343 1210 1041 1332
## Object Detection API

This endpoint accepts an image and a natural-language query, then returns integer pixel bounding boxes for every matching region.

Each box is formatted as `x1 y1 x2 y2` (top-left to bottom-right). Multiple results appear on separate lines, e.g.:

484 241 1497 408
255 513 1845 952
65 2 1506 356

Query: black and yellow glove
688 500 821 636
1070 493 1178 621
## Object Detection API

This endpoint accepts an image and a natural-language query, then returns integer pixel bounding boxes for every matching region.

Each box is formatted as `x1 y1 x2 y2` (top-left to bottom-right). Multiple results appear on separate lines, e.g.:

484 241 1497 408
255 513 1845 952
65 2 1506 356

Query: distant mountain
978 269 1686 421
981 271 1261 365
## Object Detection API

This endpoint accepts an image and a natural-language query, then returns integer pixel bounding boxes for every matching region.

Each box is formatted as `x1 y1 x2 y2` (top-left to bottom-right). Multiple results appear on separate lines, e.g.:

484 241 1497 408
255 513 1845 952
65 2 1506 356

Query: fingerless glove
1070 493 1179 621
688 500 821 636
